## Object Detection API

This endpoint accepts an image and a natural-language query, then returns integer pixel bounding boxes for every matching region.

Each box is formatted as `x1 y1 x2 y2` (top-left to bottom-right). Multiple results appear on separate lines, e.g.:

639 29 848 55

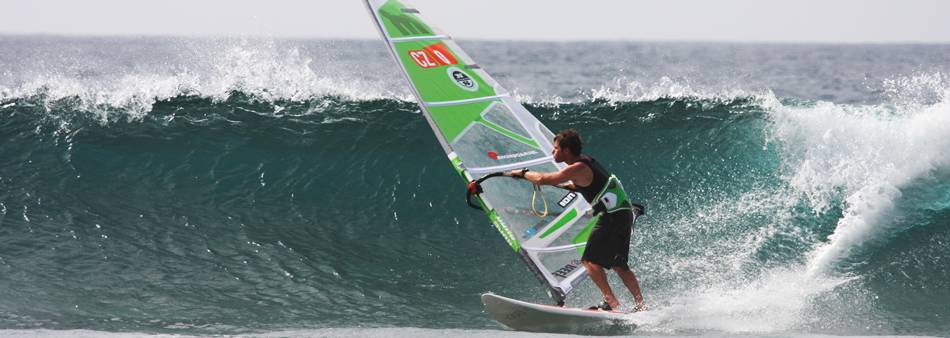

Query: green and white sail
364 0 600 304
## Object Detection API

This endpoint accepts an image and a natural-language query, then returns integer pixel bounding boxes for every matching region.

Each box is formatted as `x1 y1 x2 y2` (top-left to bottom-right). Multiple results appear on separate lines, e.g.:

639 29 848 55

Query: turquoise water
1 37 949 337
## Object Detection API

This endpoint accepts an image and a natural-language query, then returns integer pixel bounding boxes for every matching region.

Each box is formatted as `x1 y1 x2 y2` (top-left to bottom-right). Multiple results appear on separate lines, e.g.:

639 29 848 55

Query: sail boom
467 156 555 174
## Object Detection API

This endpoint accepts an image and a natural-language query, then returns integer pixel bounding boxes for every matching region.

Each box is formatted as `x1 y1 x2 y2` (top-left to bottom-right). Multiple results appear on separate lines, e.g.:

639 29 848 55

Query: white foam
767 76 950 275
633 268 852 334
621 183 862 333
648 187 795 283
881 72 950 106
588 76 766 104
1 39 413 123
499 76 770 107
623 77 950 333
1 39 788 119
188 41 400 102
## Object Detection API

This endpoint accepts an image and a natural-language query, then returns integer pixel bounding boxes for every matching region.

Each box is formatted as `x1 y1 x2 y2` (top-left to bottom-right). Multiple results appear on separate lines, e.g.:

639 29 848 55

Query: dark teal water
1 37 949 337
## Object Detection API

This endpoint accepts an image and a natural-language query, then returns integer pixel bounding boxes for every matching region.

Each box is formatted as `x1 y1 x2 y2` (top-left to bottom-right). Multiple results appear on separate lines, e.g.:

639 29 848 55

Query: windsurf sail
364 0 601 305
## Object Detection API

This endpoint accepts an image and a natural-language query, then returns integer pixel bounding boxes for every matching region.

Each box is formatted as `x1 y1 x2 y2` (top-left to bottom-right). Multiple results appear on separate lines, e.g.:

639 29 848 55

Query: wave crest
767 74 950 275
0 39 413 122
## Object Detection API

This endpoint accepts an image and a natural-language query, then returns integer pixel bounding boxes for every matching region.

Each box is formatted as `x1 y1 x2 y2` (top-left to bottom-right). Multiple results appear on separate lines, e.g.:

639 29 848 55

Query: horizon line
3 32 950 46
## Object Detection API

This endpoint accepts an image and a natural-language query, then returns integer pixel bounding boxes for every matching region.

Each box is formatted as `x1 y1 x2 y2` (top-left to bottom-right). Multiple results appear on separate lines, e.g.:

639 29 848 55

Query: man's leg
583 260 619 309
613 266 646 311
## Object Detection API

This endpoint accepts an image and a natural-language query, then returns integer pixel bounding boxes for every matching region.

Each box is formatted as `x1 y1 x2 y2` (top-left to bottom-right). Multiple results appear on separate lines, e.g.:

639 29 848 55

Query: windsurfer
505 129 646 312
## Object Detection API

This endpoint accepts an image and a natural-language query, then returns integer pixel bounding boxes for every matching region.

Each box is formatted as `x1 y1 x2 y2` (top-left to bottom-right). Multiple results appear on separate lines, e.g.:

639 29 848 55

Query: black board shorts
581 209 634 270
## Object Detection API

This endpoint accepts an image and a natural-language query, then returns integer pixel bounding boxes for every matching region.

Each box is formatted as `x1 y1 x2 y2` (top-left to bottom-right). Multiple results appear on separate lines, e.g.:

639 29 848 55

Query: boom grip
465 172 505 211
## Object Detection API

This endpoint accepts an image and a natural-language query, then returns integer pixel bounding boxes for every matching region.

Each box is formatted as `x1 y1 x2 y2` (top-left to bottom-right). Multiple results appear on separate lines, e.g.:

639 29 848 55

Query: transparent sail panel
538 123 556 144
452 123 542 169
479 163 570 242
481 102 531 139
536 249 584 284
545 212 595 248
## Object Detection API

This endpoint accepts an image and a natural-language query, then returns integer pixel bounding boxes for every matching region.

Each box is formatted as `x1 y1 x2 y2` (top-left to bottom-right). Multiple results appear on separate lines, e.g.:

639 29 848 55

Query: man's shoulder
578 155 596 163
574 155 596 168
566 160 594 174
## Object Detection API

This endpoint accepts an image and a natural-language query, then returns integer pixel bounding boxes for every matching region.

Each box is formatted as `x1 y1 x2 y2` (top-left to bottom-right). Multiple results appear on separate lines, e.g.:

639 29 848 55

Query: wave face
1 37 950 336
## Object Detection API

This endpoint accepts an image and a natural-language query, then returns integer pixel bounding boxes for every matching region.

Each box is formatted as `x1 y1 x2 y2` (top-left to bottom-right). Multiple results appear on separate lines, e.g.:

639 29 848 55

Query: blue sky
3 0 950 43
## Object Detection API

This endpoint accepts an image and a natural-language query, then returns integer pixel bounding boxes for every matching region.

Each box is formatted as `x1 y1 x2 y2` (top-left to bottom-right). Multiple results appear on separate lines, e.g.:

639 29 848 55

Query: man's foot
634 302 648 312
587 300 613 311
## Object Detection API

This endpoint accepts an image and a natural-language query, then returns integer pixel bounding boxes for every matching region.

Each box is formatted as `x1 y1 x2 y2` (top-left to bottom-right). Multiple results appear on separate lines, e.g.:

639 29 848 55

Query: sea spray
767 86 950 275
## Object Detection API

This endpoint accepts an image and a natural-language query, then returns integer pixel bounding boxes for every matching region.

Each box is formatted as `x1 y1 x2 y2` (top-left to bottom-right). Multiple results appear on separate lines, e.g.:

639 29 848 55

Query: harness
575 156 641 217
589 174 635 215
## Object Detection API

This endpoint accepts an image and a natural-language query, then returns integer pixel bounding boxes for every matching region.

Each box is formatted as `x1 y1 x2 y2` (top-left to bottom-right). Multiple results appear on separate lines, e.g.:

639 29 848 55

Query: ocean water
1 36 950 337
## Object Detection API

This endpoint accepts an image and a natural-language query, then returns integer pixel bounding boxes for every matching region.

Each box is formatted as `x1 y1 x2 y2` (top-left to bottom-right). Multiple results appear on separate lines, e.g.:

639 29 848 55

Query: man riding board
505 129 646 312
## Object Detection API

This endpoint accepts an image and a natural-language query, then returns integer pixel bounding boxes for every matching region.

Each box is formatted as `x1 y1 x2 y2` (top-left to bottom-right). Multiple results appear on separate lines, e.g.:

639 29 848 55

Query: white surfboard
481 293 638 334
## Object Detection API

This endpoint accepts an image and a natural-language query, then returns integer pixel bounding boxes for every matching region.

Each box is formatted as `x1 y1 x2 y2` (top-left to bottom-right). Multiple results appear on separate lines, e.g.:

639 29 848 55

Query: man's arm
505 164 584 187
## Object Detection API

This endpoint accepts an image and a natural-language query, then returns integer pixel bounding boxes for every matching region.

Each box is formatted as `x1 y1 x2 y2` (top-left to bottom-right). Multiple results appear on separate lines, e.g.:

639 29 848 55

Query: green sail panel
377 0 435 38
392 40 497 103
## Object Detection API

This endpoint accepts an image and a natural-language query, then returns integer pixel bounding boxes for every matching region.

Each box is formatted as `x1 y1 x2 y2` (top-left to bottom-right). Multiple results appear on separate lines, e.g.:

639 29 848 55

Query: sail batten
389 35 449 42
425 94 510 107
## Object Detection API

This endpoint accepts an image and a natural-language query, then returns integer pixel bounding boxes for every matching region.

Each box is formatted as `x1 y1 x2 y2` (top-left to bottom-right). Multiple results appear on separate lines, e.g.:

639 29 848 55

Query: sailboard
481 293 637 334
363 0 634 311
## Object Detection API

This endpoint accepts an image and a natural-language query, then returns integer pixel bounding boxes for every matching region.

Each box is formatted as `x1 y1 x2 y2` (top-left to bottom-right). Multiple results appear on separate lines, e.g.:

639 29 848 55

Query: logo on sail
407 42 457 69
487 150 537 160
553 260 581 278
557 192 577 208
447 67 478 91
